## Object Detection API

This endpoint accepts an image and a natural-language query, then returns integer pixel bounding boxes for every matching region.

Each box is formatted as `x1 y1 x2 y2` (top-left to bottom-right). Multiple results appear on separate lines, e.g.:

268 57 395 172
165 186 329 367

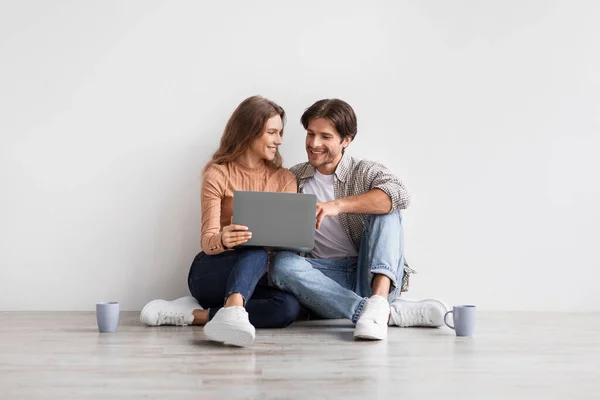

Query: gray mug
96 301 120 333
444 305 476 336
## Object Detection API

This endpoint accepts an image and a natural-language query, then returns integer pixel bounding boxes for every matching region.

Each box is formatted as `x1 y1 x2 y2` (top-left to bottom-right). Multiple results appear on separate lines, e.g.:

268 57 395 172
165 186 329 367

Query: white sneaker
389 298 449 327
354 295 391 340
204 306 255 347
140 296 201 326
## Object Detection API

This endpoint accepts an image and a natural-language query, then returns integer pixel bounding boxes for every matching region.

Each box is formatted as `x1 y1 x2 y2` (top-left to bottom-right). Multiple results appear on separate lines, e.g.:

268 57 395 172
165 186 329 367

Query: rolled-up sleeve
362 162 411 211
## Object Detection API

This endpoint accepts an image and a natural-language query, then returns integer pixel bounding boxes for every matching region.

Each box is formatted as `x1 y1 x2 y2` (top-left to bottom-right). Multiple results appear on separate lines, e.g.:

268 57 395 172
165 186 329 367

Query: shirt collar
333 153 351 183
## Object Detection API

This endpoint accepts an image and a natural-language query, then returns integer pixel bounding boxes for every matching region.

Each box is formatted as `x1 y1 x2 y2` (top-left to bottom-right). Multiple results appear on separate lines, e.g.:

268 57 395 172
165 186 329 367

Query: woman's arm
200 166 227 255
282 170 298 194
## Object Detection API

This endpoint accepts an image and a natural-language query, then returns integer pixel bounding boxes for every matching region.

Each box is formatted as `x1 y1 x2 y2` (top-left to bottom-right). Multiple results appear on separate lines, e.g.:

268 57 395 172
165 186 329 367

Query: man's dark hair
301 99 357 143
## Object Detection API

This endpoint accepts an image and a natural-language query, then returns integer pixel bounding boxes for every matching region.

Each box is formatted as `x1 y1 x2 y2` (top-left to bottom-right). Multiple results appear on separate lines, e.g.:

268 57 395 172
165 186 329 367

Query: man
269 99 448 340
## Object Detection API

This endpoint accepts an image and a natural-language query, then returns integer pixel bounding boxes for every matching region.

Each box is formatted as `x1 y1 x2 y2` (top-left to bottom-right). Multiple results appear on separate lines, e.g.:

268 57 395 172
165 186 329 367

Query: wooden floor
1 311 599 399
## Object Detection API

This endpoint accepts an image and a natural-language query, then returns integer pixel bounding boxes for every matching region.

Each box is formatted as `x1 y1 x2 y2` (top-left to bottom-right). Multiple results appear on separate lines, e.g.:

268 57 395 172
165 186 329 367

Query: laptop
232 190 317 253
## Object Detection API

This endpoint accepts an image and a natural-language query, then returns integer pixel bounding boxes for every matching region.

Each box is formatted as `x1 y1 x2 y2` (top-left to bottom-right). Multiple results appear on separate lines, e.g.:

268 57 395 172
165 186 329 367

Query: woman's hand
221 222 252 249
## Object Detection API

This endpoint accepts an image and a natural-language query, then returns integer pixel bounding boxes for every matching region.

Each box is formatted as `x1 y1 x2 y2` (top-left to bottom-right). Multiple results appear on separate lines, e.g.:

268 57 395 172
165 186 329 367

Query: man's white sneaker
204 306 255 347
354 295 391 340
389 298 449 327
140 296 200 326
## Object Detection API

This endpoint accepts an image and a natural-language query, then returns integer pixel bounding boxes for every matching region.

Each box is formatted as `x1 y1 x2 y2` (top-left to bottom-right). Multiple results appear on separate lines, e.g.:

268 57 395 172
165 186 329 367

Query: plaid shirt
289 153 415 292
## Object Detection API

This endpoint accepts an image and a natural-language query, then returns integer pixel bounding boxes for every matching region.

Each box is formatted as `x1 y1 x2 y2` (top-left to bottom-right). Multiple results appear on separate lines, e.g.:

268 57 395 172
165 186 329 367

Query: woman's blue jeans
187 248 300 328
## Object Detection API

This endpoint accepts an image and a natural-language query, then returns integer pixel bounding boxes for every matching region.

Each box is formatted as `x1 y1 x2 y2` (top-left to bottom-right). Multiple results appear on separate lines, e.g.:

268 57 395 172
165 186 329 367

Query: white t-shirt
303 170 358 259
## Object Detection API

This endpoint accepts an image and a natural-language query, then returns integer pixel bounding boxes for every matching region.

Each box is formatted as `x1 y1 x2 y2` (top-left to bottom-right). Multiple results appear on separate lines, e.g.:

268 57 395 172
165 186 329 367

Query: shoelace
361 299 389 321
391 307 430 327
157 311 187 326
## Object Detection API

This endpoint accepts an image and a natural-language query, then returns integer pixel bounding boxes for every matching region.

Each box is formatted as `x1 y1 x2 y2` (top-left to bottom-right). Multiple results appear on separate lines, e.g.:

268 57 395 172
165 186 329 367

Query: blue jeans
270 211 404 323
187 248 300 328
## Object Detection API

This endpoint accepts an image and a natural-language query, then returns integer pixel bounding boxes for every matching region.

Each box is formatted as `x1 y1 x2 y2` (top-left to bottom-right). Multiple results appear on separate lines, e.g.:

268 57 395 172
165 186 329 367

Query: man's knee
270 251 304 288
367 210 402 226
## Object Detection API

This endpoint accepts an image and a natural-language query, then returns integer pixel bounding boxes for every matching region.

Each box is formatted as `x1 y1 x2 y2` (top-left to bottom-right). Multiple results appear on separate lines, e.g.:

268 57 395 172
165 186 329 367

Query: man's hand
221 219 252 249
316 201 341 230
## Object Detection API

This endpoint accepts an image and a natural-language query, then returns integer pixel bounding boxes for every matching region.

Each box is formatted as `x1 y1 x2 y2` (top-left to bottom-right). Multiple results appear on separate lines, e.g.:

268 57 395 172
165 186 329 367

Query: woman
140 96 300 346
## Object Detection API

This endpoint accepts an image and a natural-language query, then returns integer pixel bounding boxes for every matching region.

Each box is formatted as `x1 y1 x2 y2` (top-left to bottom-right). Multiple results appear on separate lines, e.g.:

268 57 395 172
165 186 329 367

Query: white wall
1 1 598 311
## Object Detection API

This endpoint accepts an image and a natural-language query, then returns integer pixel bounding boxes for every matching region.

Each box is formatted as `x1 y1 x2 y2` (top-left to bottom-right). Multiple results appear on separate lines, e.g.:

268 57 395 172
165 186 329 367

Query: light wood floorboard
0 311 599 399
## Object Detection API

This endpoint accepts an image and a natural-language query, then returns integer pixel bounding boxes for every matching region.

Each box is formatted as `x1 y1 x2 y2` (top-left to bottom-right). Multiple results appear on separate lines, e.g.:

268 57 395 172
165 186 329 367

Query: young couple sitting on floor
140 96 448 347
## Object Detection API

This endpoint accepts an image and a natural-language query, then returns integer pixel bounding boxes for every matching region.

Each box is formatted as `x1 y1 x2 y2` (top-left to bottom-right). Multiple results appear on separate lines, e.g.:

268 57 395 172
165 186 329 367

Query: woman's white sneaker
140 296 201 326
389 298 449 327
204 306 256 347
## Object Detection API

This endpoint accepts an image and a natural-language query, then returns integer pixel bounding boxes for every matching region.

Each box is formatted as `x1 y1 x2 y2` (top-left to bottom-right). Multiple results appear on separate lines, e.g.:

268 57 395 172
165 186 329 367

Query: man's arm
364 161 410 212
316 189 390 229
316 189 391 229
336 188 392 213
315 159 409 229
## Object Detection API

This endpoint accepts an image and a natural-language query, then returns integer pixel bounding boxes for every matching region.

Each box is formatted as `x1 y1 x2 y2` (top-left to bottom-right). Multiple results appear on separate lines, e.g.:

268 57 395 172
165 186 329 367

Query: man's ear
342 136 352 149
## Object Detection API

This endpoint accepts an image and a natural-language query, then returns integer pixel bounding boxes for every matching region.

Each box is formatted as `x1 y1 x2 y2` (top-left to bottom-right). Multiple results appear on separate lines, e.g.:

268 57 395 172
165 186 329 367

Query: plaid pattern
289 153 415 292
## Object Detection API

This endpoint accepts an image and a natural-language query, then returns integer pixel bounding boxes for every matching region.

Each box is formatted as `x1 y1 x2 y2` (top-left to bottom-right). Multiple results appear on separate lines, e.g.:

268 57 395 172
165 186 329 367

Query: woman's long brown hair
204 96 286 172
